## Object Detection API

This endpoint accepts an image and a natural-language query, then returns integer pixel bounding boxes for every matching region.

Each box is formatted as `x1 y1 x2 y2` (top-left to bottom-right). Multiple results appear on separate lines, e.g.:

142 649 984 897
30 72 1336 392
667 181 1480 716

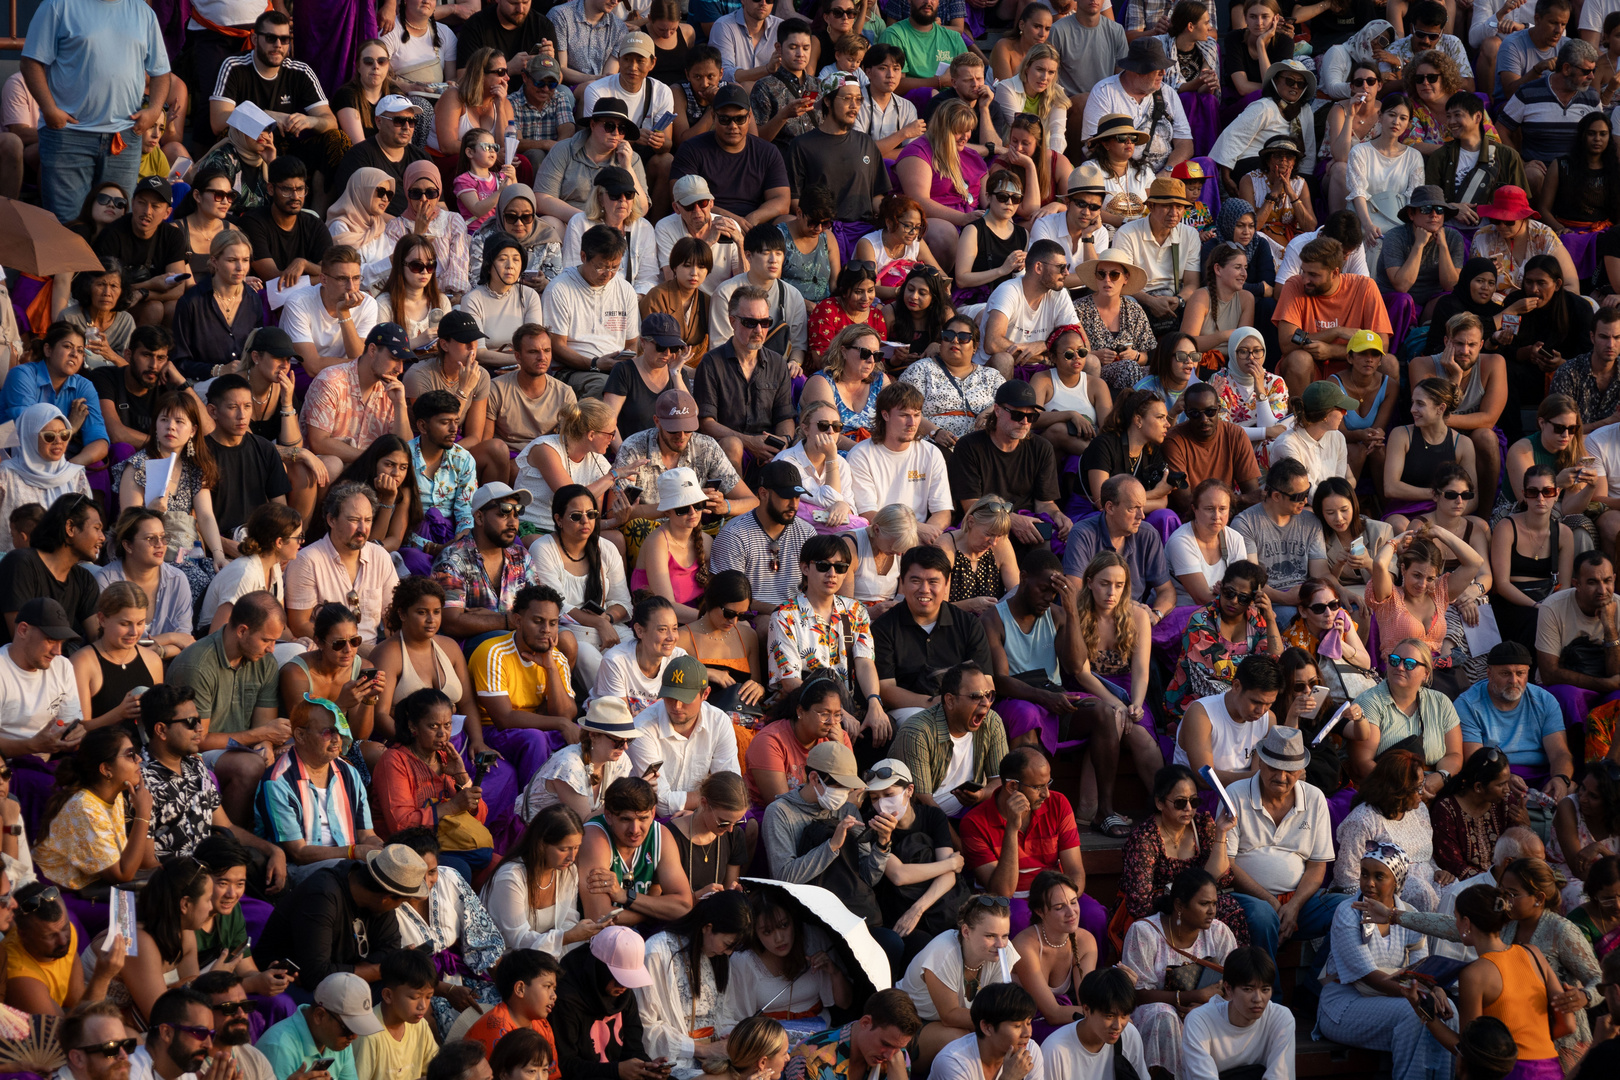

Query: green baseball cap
660 655 710 703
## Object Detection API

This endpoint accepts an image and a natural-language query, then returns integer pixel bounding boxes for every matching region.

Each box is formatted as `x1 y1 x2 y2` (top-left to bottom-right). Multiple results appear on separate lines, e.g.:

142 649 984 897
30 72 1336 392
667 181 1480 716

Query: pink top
896 138 987 216
1367 571 1452 669
630 556 703 605
453 171 501 233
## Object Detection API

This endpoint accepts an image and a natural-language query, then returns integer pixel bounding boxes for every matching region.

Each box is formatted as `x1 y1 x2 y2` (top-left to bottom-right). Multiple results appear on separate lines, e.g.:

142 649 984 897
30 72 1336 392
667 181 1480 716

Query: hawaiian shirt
751 66 819 144
1163 602 1269 718
141 752 223 859
784 1024 863 1080
1549 352 1620 426
433 533 532 613
767 593 875 689
409 437 477 547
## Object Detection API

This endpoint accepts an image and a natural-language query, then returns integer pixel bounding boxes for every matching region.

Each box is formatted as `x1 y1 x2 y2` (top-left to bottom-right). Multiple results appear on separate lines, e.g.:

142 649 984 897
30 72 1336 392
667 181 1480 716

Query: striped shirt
470 633 571 729
709 511 816 606
1500 76 1601 162
254 750 372 847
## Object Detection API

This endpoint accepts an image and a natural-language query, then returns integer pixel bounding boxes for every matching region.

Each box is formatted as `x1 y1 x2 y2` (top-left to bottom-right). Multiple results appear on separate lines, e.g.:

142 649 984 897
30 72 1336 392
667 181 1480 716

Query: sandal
1094 813 1134 839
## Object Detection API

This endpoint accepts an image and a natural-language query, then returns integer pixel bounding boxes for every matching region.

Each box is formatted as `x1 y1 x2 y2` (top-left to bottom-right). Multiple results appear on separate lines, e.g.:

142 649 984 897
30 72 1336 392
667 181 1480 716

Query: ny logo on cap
670 669 685 685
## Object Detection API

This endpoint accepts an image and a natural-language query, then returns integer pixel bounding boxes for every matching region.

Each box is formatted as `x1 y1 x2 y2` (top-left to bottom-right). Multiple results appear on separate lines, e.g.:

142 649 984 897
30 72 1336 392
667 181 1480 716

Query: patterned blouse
1076 296 1157 396
767 594 875 689
111 454 204 559
899 358 1005 437
1471 220 1562 291
808 299 888 360
1429 793 1522 881
1404 100 1498 152
1206 369 1290 466
1120 813 1250 945
1164 602 1270 719
395 865 506 1031
35 789 126 892
950 548 1002 603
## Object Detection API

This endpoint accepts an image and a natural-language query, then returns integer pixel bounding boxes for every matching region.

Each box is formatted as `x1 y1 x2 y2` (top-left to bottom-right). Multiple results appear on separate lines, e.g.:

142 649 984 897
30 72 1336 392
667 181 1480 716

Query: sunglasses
405 259 437 274
534 77 560 89
1352 75 1379 86
683 198 715 211
387 115 417 127
1277 75 1307 88
328 635 364 651
602 121 635 136
1005 409 1040 423
408 186 440 200
1306 599 1343 614
715 112 750 127
486 66 510 77
847 347 878 360
1410 205 1445 215
1387 654 1428 672
1441 488 1474 501
815 420 839 433
171 1024 215 1042
865 765 905 783
812 560 851 573
95 193 128 211
165 715 203 730
360 55 389 66
967 895 1011 910
204 188 237 203
1109 134 1138 144
719 606 751 621
991 191 1021 203
213 1001 250 1017
604 734 632 750
1415 71 1441 83
1277 488 1311 504
77 1040 138 1059
736 316 772 329
18 885 60 915
671 503 706 516
1070 198 1104 211
39 431 70 445
567 510 600 523
1525 485 1560 499
1095 269 1124 281
1166 796 1194 810
258 31 292 43
941 329 974 343
375 187 395 200
1221 585 1255 605
1060 347 1088 361
1184 406 1220 419
1546 421 1579 435
828 4 857 13
504 211 536 225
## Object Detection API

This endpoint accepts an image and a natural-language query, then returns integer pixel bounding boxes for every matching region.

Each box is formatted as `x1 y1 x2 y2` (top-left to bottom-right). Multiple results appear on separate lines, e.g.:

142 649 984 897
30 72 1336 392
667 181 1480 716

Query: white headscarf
327 166 394 252
1343 20 1394 68
1227 327 1265 387
4 403 85 498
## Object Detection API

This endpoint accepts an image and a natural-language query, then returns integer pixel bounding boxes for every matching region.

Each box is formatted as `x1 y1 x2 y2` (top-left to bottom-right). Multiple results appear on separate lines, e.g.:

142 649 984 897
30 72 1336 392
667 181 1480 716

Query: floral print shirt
410 438 478 544
1471 219 1562 291
140 753 222 860
1404 100 1497 151
1120 818 1249 946
1163 602 1270 718
767 594 875 689
808 299 888 361
433 533 533 613
784 1024 859 1080
1076 296 1157 396
1207 369 1290 467
899 358 1005 437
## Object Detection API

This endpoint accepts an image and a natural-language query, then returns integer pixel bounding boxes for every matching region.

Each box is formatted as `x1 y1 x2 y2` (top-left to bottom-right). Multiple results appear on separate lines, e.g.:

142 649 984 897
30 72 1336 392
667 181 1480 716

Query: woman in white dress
589 594 686 714
518 697 641 822
718 890 852 1033
1347 95 1424 263
516 400 615 534
482 804 616 956
528 484 633 686
1167 479 1253 607
841 503 918 617
1119 867 1237 1077
636 890 754 1069
898 896 1019 1072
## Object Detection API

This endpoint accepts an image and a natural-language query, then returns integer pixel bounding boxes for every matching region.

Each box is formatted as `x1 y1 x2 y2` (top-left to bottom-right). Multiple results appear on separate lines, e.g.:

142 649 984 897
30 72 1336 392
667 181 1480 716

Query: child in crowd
454 126 516 234
8 504 42 551
819 34 871 87
353 947 441 1080
465 948 562 1061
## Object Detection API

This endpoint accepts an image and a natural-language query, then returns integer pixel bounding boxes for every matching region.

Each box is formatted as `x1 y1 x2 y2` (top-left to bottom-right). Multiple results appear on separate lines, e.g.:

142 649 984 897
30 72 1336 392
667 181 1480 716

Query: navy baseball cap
641 312 684 348
365 322 415 359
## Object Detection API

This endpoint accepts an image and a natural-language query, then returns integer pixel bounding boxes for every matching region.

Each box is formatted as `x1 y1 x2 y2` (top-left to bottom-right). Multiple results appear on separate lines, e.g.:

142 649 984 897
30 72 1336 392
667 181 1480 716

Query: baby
817 33 870 87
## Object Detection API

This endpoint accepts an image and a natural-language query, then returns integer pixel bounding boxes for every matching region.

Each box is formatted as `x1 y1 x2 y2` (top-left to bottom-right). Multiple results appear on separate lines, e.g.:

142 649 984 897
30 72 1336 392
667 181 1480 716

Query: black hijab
1424 256 1504 353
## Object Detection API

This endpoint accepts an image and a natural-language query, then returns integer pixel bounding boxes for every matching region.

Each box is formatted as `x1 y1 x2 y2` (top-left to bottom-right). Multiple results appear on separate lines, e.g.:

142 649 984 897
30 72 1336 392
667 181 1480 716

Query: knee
1281 349 1314 376
988 352 1014 378
318 455 344 481
1379 352 1398 379
1387 513 1409 533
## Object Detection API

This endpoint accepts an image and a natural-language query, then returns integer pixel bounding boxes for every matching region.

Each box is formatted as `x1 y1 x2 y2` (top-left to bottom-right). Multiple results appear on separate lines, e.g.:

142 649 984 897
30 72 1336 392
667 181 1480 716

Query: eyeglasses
719 606 751 621
1184 406 1219 419
1387 654 1429 672
408 186 440 200
1546 421 1579 435
715 111 750 127
1221 584 1255 606
18 885 60 915
1524 485 1560 499
1004 408 1039 423
1305 599 1343 614
736 316 772 329
405 259 437 274
76 1040 138 1059
567 510 600 523
375 187 395 200
204 188 236 203
257 31 292 43
941 329 974 343
1095 268 1124 281
171 1025 215 1043
1166 796 1194 810
360 55 389 66
812 560 851 573
95 194 128 211
212 1001 250 1017
1235 346 1265 359
1441 488 1474 501
504 211 536 226
1414 71 1442 83
895 220 923 234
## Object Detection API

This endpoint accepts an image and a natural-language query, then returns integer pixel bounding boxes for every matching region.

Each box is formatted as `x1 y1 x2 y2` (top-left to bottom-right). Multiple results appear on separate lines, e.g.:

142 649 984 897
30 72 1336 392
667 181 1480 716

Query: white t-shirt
975 276 1079 364
1042 1023 1149 1080
0 646 81 741
933 731 975 816
1029 213 1111 267
932 1034 1045 1080
1277 228 1371 284
653 214 745 296
588 641 689 714
897 929 1021 1022
188 0 272 30
199 554 283 631
1179 999 1296 1080
540 266 640 359
582 74 675 130
1587 423 1620 480
280 285 380 358
385 22 459 73
1166 524 1253 608
845 438 953 520
1266 425 1348 500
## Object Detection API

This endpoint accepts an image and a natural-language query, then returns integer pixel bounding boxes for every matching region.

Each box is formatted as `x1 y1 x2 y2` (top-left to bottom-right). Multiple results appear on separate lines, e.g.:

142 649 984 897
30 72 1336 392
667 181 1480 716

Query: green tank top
586 814 661 896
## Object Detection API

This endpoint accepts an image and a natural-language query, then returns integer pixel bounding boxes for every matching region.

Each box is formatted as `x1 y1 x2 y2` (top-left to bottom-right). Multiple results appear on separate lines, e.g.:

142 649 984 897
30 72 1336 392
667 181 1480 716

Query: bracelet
281 408 295 416
1555 773 1574 784
1176 991 1182 1008
132 817 149 824
347 844 355 859
378 503 397 510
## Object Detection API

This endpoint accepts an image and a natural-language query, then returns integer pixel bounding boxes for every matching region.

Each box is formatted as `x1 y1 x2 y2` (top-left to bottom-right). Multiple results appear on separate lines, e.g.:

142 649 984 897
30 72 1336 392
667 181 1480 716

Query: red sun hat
1475 185 1539 222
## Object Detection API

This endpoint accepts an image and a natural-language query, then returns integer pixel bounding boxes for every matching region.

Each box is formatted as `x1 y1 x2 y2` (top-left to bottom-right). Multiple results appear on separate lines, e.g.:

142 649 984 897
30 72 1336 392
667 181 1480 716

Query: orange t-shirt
465 1004 559 1075
1273 275 1392 338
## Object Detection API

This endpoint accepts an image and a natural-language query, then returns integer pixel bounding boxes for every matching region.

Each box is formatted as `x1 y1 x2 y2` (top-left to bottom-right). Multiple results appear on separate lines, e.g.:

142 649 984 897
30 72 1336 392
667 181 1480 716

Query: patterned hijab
1217 198 1263 261
1362 840 1410 890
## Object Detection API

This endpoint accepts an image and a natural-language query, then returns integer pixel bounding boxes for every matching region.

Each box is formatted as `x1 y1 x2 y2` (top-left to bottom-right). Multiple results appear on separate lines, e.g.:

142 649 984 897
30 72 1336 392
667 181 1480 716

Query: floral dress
1163 602 1269 719
1075 295 1157 395
1207 369 1290 467
396 864 505 1030
1471 220 1563 291
809 372 885 438
111 453 215 605
1120 812 1249 944
808 298 889 359
900 359 1005 437
1429 794 1522 881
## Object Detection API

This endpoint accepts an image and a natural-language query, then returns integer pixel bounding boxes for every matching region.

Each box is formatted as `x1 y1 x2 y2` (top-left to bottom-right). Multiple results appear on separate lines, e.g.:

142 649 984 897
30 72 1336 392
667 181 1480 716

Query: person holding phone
696 281 800 474
373 688 493 881
946 380 1070 549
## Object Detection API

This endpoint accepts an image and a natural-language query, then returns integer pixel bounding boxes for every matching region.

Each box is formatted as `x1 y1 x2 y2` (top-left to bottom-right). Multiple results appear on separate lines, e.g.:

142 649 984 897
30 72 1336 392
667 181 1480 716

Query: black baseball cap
134 176 173 204
17 598 79 642
595 166 637 198
247 326 297 359
995 380 1039 409
437 310 484 345
713 85 751 114
365 322 415 359
759 460 809 498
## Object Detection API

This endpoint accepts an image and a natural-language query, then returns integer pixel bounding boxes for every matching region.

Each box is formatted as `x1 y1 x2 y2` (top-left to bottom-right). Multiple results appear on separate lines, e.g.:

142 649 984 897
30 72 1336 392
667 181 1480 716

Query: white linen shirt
1107 217 1203 294
627 699 742 817
1079 74 1190 170
1209 98 1318 175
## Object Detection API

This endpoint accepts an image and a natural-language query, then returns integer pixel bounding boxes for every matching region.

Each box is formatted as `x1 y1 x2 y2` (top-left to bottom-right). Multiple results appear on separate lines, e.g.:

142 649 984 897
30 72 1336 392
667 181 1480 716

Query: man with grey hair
695 282 797 473
1077 37 1193 175
1500 32 1602 190
285 480 400 649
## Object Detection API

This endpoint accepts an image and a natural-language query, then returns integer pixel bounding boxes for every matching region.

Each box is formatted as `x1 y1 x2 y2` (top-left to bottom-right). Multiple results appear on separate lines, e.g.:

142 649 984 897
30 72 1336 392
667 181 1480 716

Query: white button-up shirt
1107 216 1203 295
628 699 743 816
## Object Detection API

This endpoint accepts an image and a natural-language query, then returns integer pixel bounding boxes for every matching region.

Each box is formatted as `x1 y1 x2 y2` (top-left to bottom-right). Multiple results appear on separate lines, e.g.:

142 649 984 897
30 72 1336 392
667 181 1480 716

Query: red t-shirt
959 791 1082 894
744 719 855 807
465 1004 558 1075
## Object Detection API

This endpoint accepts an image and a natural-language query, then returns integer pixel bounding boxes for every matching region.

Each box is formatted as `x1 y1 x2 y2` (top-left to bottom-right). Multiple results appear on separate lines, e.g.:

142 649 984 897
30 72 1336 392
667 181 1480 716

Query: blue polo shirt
259 1006 360 1080
1454 680 1566 767
1060 512 1170 602
0 362 109 447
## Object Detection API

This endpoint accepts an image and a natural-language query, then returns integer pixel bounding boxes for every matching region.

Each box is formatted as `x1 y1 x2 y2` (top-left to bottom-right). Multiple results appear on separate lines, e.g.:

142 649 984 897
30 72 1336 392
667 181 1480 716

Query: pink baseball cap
591 925 654 988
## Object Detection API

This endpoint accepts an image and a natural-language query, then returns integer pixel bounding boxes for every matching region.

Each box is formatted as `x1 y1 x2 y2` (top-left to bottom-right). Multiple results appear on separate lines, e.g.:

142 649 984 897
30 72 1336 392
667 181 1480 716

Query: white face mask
874 793 907 817
816 782 850 812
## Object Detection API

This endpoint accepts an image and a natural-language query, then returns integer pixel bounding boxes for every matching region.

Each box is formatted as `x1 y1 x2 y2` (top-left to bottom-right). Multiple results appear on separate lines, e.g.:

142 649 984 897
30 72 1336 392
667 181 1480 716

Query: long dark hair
1312 475 1364 547
1565 112 1620 220
39 727 133 841
309 433 422 543
1521 254 1571 348
665 890 751 996
141 390 219 488
1273 646 1319 724
138 856 213 964
553 484 604 605
384 233 448 318
886 266 951 347
749 890 808 981
516 805 585 907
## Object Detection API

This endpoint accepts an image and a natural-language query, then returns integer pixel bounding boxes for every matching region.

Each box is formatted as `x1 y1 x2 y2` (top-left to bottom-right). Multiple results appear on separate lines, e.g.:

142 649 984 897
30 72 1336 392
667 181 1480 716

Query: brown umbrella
0 196 104 277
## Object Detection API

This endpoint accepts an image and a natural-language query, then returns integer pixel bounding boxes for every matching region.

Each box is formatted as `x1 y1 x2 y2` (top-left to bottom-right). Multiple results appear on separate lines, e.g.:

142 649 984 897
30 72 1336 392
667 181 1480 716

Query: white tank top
1044 370 1095 422
860 230 921 279
852 527 900 605
1174 691 1271 772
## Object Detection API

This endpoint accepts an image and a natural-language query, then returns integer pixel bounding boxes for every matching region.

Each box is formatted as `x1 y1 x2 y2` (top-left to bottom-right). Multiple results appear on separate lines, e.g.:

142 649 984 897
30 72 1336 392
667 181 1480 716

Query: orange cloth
1272 275 1393 340
1480 946 1558 1061
370 746 488 838
465 1004 559 1076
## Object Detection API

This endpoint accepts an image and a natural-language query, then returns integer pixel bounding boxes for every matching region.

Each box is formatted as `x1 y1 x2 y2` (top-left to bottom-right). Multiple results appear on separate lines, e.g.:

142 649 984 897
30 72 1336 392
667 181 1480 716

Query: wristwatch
3 825 20 836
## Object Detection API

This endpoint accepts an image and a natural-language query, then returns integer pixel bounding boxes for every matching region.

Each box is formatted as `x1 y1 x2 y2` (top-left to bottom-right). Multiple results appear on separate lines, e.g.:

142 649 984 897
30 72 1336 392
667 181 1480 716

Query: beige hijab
326 166 394 251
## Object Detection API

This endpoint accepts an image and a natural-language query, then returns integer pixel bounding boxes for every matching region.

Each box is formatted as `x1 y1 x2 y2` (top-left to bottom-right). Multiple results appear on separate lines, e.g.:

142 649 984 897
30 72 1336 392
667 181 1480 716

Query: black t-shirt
93 217 188 286
209 433 292 539
333 139 430 216
784 128 891 222
1078 430 1169 493
667 819 746 895
213 55 328 117
238 206 334 273
604 359 664 439
90 367 157 439
670 133 790 218
873 802 969 938
0 549 100 645
947 429 1059 513
457 7 557 61
921 87 961 122
331 86 378 142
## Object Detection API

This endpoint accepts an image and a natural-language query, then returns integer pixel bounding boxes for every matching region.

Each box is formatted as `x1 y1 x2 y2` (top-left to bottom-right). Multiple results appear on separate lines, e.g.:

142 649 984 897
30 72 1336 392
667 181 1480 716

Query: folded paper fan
0 1012 65 1074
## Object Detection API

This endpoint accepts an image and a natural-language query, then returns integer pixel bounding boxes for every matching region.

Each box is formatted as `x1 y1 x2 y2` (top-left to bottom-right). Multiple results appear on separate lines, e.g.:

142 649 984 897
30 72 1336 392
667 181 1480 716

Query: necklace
1036 923 1066 950
98 643 137 670
686 826 717 886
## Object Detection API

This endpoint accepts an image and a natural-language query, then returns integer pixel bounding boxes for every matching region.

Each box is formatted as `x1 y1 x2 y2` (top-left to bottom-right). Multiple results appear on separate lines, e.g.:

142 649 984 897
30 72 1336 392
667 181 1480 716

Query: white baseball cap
314 972 386 1036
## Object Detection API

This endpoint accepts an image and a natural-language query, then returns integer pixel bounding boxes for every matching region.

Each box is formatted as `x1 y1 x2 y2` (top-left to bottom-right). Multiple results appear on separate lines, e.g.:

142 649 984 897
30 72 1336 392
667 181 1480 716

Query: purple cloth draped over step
1545 683 1620 744
1385 292 1417 358
149 0 189 63
1181 96 1220 172
293 2 376 107
1561 230 1600 280
832 220 871 264
9 755 58 840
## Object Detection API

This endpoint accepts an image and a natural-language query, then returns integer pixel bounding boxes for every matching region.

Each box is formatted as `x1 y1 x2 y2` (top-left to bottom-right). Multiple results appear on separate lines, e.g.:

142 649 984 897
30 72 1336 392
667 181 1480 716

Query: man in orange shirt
1274 237 1396 400
466 950 562 1070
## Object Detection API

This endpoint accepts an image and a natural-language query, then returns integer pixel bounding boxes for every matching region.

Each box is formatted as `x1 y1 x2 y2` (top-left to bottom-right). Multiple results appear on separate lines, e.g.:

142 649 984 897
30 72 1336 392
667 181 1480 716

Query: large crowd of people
13 0 1620 1078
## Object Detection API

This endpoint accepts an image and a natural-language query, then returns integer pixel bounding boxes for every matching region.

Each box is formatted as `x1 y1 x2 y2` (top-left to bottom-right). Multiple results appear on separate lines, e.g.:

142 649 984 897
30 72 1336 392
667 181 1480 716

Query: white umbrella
742 878 892 999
